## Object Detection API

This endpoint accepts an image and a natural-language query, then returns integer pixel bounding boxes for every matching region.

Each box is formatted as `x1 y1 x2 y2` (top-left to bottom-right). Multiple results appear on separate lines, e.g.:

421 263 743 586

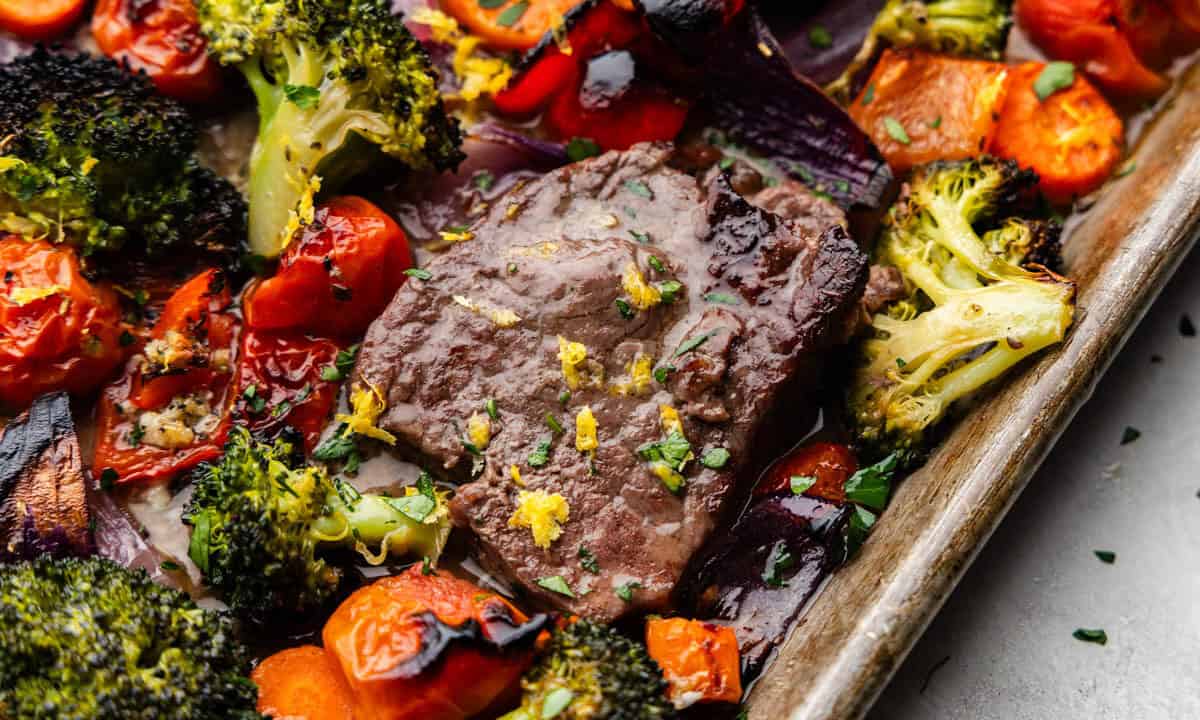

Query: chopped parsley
127 423 145 447
566 137 601 162
528 438 552 467
883 116 911 145
404 267 433 281
615 581 642 602
846 505 877 558
313 432 356 461
320 365 341 382
703 292 738 305
473 169 496 191
485 398 499 420
637 431 692 472
477 0 507 7
385 472 438 522
558 390 571 406
625 180 653 199
119 330 135 347
808 25 833 49
160 560 181 572
535 575 575 598
283 83 320 109
861 83 876 105
1120 426 1141 445
629 229 650 244
762 540 794 588
495 0 529 27
674 329 718 358
99 468 118 491
653 365 675 384
1033 61 1076 101
647 255 666 274
615 298 634 319
843 453 899 511
421 556 436 575
271 400 292 418
546 413 565 434
1115 160 1137 178
700 447 730 469
1094 550 1116 564
929 115 942 129
1072 628 1107 645
658 280 684 304
790 475 817 495
718 156 736 170
578 546 600 574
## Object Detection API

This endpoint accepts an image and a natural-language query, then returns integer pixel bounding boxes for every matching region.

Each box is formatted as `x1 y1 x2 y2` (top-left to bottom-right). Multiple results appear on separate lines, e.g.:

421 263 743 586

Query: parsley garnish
1073 628 1107 645
615 581 642 602
674 329 718 358
546 413 565 434
629 229 650 244
579 546 600 573
536 575 575 598
320 365 341 382
658 280 684 304
637 431 692 472
843 453 899 511
808 25 833 49
566 137 601 162
495 0 529 27
615 298 634 319
846 505 877 558
127 422 145 447
1094 550 1116 564
884 116 911 145
485 398 499 420
283 84 320 109
1033 61 1076 101
647 255 666 274
405 267 433 281
477 0 507 7
762 540 794 587
385 472 438 522
790 475 817 495
160 560 181 572
99 468 118 491
700 447 730 469
314 430 356 461
421 556 436 575
703 292 738 305
653 365 674 384
528 438 552 467
861 83 875 105
625 180 653 199
473 169 495 191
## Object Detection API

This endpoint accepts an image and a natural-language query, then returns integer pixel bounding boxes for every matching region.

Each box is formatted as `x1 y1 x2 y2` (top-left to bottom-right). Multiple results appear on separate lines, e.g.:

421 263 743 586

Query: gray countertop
871 245 1200 719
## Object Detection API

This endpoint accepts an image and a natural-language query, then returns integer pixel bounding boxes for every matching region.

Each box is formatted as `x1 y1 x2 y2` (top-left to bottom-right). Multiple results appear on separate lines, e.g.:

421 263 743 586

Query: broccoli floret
0 48 245 262
196 0 464 257
849 158 1075 459
500 620 676 720
184 427 451 620
0 556 260 719
983 217 1064 273
828 0 1013 101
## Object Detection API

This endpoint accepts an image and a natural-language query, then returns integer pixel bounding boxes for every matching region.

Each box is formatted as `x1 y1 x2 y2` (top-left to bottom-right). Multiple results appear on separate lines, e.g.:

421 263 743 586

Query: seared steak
355 143 867 621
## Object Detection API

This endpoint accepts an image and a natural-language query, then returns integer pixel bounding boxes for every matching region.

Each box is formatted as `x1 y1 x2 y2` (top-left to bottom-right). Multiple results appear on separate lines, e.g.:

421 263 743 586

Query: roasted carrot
848 49 1011 174
440 0 585 52
645 618 742 707
991 62 1124 204
253 646 356 720
0 0 86 40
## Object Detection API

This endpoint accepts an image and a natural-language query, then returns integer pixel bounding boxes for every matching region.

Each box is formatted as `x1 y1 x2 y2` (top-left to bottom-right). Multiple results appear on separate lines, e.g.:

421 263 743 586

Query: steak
355 143 867 621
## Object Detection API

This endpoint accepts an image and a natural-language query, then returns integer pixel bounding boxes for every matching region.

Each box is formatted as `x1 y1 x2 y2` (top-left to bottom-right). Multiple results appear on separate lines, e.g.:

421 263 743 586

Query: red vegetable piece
755 441 858 503
92 0 222 103
0 0 86 41
245 196 412 341
230 331 343 452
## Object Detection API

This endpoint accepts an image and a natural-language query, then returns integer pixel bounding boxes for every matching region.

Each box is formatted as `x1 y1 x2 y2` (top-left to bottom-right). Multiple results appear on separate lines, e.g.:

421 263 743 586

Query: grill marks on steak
355 144 867 621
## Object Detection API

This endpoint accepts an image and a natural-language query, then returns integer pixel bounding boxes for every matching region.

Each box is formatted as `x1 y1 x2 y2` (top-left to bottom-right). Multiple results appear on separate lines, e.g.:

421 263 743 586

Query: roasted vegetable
322 566 547 720
849 158 1076 458
0 49 245 262
0 556 259 719
849 49 1012 174
990 61 1124 204
0 392 91 560
645 618 742 709
501 619 676 720
0 237 126 410
828 0 1013 101
196 0 464 257
441 0 584 51
982 217 1063 272
0 0 85 40
253 645 356 720
184 427 452 619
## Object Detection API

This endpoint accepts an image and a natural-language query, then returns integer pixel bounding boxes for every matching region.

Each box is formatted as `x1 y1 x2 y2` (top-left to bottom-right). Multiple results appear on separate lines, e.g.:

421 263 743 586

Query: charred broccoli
0 48 245 263
849 158 1075 458
828 0 1013 101
184 427 451 620
500 620 676 720
196 0 464 257
983 216 1064 272
0 556 259 719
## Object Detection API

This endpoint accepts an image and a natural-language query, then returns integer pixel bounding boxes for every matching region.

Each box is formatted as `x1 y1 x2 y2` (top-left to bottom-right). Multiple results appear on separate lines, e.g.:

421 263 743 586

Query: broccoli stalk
849 158 1075 458
828 0 1013 102
185 427 451 620
0 556 260 719
197 0 464 257
501 620 676 720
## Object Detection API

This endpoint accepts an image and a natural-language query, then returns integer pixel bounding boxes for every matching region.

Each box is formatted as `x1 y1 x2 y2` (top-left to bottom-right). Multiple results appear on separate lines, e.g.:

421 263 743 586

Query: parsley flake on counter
528 438 552 468
790 475 816 495
579 546 600 574
495 1 529 27
404 268 432 281
536 575 575 598
844 453 899 511
1073 628 1108 645
1094 550 1116 564
700 447 730 469
566 137 601 162
615 581 642 602
625 179 653 199
1033 61 1076 101
884 116 910 145
1120 426 1141 445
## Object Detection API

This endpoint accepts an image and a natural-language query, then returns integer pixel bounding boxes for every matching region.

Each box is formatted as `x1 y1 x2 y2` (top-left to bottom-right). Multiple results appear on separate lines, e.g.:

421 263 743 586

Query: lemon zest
575 406 598 453
508 490 570 549
336 383 397 445
622 262 662 310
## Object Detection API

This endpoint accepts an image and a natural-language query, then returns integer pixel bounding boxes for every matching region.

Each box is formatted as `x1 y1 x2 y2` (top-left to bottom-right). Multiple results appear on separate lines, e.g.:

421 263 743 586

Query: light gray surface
872 246 1200 720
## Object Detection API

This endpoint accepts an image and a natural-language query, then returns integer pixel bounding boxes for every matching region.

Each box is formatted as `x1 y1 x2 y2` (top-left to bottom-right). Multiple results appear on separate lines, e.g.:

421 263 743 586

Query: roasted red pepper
755 441 858 504
245 196 412 341
92 269 238 484
230 331 344 452
0 237 126 411
92 0 223 103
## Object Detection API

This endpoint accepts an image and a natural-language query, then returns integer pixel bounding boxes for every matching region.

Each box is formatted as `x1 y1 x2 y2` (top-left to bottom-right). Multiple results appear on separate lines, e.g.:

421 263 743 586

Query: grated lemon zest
622 262 662 310
467 411 491 450
509 464 525 487
557 336 588 390
453 294 522 328
439 229 475 243
575 406 598 452
612 353 654 396
660 405 685 436
509 490 570 549
7 285 65 306
336 383 397 445
281 174 322 249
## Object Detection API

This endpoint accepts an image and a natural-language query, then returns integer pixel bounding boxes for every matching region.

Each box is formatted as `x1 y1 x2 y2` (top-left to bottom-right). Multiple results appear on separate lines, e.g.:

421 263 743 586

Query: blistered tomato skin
322 566 546 720
0 237 125 411
92 0 223 103
245 196 412 341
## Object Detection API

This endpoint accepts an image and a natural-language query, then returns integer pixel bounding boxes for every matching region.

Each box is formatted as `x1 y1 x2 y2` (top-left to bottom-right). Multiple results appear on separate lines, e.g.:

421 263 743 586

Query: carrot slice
646 618 742 707
0 0 86 40
848 49 1011 174
440 0 586 52
991 62 1124 204
253 646 356 720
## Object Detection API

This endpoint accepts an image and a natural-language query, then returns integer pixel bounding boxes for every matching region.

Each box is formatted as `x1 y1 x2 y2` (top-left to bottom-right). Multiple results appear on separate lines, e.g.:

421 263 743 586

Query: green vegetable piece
625 179 653 199
1073 628 1107 645
790 475 816 495
674 329 718 358
809 25 833 49
846 505 877 558
700 447 730 469
536 575 575 598
405 268 433 280
1034 61 1076 101
762 540 794 588
486 397 499 419
578 546 600 574
703 292 738 305
884 116 911 145
546 414 565 434
615 298 634 319
658 280 684 304
843 453 899 511
615 581 642 602
496 1 529 27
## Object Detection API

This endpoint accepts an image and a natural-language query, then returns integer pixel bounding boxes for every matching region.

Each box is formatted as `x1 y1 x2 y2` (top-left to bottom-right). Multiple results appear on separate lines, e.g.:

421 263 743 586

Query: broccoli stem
313 491 447 563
